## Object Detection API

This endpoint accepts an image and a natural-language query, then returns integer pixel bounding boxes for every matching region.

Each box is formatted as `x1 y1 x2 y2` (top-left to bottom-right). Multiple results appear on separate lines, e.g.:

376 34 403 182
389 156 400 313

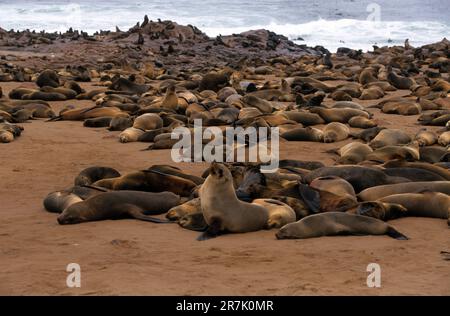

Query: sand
0 80 449 296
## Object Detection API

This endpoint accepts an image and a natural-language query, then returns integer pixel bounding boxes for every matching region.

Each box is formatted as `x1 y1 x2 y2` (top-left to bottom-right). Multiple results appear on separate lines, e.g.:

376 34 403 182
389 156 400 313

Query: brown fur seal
43 186 107 213
379 192 450 224
349 201 407 221
301 174 358 212
366 143 420 162
438 131 450 146
369 129 411 149
252 199 296 228
382 160 450 180
387 66 415 90
36 69 59 88
276 212 408 240
161 84 179 110
166 197 201 221
40 86 77 99
283 110 325 126
93 169 196 196
43 192 83 213
414 129 438 146
281 126 323 142
382 101 421 115
22 91 67 101
133 113 163 131
360 86 385 100
178 212 208 231
83 117 113 128
57 191 180 224
199 70 231 92
348 116 377 129
330 90 352 101
310 107 370 123
323 122 349 143
336 142 373 164
351 126 385 142
52 106 128 121
108 116 133 131
74 166 121 186
358 181 450 201
199 163 269 240
242 95 273 113
304 165 407 193
119 127 145 143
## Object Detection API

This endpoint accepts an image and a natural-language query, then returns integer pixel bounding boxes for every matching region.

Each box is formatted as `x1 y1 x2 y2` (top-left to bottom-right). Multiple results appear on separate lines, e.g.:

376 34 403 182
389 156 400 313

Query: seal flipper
298 183 321 213
197 217 222 241
386 226 409 240
126 205 172 223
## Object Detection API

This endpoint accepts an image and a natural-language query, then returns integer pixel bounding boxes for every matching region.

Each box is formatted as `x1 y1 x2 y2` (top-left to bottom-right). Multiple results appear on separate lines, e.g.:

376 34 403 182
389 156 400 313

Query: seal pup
252 199 296 228
57 191 180 225
74 166 121 186
414 129 438 146
276 212 408 240
349 201 407 221
322 122 349 143
199 163 269 240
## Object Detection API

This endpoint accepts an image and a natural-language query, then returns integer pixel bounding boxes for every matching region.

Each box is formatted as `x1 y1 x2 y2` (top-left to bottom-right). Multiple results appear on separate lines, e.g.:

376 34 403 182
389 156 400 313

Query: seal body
57 191 180 224
276 212 408 240
199 163 269 238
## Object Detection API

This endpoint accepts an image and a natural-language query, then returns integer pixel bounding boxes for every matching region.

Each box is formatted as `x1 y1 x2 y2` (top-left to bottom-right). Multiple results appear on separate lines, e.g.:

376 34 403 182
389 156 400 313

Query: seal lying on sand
74 166 121 186
358 181 450 201
57 191 180 224
275 212 408 240
93 169 197 196
379 192 450 225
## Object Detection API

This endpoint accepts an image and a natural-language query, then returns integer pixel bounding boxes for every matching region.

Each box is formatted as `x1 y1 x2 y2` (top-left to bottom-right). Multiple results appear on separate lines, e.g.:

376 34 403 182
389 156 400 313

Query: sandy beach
0 76 448 295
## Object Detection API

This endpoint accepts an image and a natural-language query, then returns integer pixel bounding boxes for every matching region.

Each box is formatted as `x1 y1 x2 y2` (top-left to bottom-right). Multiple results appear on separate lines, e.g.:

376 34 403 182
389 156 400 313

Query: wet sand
0 81 449 295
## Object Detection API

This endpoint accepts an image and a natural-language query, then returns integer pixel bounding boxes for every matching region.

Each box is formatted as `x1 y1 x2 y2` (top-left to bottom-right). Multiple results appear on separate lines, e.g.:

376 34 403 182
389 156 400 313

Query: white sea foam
0 1 448 52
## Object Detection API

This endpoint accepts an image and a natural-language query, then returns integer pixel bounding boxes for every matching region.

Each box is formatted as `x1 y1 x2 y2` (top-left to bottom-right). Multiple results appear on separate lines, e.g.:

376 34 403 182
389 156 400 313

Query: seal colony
1 19 450 246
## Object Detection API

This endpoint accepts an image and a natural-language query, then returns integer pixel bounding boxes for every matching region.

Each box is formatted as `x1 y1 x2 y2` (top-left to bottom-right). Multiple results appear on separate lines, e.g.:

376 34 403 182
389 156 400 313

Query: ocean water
0 0 449 52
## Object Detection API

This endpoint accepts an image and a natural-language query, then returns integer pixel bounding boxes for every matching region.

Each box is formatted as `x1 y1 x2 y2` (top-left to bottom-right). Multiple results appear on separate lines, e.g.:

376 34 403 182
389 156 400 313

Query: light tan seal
414 129 438 146
369 129 411 149
335 142 373 164
379 192 450 225
133 113 163 131
322 122 350 143
199 163 269 240
252 199 296 228
119 127 145 143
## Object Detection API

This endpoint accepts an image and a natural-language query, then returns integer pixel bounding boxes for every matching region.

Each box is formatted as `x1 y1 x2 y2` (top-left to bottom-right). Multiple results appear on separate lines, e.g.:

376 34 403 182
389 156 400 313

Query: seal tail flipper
127 206 172 223
386 226 409 240
80 184 109 192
